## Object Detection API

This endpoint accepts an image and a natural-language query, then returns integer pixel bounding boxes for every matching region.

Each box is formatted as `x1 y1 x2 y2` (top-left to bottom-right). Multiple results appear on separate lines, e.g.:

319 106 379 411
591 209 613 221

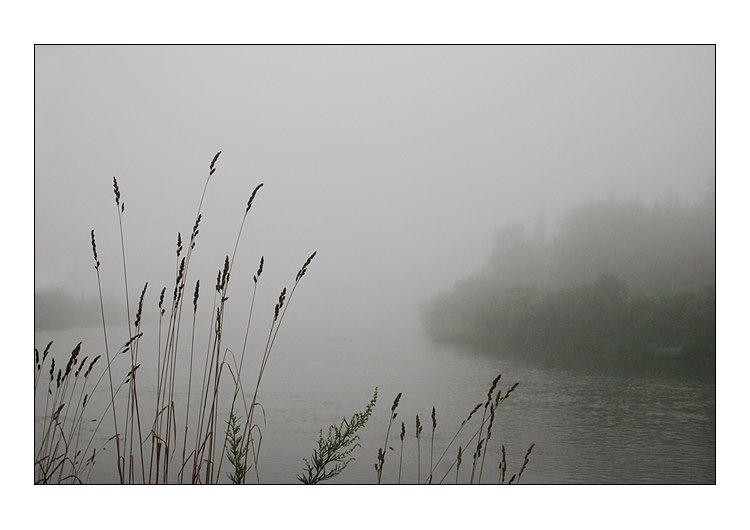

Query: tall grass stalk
91 229 124 483
177 280 200 484
455 446 462 484
516 443 535 484
469 373 501 484
398 421 405 484
375 392 401 483
415 414 423 484
429 406 436 484
360 379 532 485
236 251 317 483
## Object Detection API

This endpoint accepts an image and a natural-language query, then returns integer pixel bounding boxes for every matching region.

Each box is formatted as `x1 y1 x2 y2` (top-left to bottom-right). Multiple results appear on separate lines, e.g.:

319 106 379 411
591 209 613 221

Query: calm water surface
34 324 715 484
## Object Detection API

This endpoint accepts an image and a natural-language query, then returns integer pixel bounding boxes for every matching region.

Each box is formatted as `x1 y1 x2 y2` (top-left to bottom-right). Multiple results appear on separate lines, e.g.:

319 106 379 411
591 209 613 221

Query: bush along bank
422 273 715 371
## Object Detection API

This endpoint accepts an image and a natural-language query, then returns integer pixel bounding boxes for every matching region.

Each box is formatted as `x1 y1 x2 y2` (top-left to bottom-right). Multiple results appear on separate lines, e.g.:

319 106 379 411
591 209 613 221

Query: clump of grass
425 401 481 484
225 411 249 484
35 152 317 484
297 388 378 484
34 340 110 483
373 374 534 485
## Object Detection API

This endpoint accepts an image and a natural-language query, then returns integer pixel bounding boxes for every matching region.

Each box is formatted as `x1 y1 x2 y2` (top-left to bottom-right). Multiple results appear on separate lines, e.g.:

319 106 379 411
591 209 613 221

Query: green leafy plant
225 411 249 484
297 388 378 484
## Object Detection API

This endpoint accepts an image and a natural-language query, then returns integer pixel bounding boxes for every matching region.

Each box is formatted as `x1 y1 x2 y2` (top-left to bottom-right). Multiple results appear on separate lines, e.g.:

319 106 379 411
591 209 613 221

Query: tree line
421 186 715 369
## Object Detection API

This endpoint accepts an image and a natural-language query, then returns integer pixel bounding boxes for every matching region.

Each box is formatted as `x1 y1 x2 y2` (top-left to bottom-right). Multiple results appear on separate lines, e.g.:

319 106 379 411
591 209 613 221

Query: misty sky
34 45 715 332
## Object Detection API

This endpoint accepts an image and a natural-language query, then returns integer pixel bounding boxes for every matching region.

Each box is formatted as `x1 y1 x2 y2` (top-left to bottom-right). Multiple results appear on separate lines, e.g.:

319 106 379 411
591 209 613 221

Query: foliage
225 412 249 484
481 194 714 292
548 197 714 290
297 389 378 484
422 191 715 370
423 273 715 368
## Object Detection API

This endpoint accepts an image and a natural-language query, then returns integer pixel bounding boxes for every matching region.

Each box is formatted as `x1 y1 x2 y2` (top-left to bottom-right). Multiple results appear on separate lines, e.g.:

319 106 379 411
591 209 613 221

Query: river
34 322 715 484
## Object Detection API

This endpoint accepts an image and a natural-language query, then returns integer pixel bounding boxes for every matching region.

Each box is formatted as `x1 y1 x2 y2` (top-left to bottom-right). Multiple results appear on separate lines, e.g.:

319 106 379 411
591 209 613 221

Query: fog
35 45 715 333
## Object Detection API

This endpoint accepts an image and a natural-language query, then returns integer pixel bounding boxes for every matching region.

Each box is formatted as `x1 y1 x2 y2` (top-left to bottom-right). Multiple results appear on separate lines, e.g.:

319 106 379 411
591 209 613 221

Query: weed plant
297 389 378 484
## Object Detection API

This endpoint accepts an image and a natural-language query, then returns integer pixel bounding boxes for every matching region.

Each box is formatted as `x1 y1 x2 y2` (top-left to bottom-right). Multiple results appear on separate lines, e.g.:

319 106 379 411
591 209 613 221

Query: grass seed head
503 382 520 401
193 280 200 312
191 214 202 247
75 356 88 378
487 373 502 405
246 183 264 212
84 356 100 378
43 341 52 362
391 392 402 413
486 403 496 439
296 251 317 282
135 282 148 328
63 342 82 379
274 287 287 321
210 151 221 171
254 256 264 283
113 177 121 206
462 403 482 425
90 230 100 268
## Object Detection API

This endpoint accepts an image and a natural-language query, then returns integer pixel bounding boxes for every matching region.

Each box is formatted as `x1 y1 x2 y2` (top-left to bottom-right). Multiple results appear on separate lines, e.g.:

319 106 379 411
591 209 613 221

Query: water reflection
34 325 715 484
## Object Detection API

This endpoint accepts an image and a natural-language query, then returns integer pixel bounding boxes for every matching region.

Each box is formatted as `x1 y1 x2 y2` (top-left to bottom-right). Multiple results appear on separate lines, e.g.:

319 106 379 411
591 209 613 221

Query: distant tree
420 191 715 365
486 223 546 287
549 201 653 288
35 289 127 330
662 186 681 210
549 198 713 291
